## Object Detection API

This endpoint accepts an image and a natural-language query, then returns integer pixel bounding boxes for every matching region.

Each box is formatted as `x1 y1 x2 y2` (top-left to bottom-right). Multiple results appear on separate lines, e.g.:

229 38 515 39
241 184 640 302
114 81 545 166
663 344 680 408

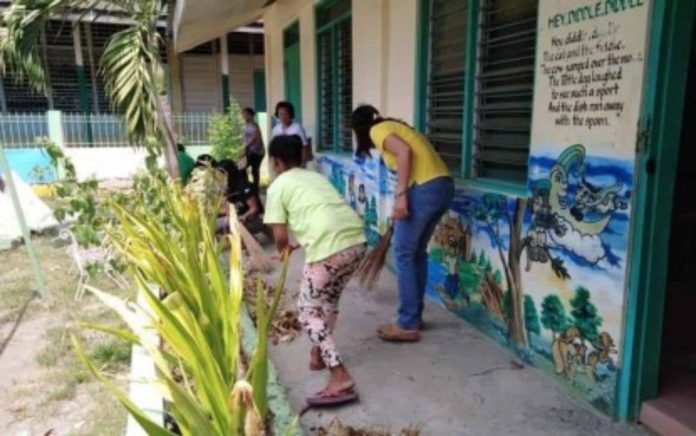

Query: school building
176 0 696 431
2 0 692 431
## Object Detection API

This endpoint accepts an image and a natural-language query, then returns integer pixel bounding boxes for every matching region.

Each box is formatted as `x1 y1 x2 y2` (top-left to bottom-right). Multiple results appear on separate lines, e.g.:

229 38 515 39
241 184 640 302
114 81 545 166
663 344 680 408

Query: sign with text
529 0 652 160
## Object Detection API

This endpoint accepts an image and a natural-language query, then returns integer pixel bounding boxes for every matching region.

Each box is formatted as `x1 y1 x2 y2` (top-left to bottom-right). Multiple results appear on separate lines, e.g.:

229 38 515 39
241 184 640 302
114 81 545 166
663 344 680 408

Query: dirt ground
0 235 132 436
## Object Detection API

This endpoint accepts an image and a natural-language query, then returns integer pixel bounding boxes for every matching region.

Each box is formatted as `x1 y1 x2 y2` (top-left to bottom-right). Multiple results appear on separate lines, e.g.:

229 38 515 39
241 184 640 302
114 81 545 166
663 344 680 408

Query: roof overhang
174 0 271 53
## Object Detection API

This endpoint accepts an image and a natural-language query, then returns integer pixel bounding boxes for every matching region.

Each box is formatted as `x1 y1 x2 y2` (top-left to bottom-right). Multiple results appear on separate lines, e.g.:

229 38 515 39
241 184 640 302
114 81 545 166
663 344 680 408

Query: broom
358 224 394 290
228 205 274 273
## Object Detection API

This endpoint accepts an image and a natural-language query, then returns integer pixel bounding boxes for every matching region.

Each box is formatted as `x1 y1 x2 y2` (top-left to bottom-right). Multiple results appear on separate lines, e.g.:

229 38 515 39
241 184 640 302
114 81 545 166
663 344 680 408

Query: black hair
195 154 217 168
242 107 256 117
351 104 411 158
177 143 186 152
269 135 303 168
217 159 241 193
274 101 295 119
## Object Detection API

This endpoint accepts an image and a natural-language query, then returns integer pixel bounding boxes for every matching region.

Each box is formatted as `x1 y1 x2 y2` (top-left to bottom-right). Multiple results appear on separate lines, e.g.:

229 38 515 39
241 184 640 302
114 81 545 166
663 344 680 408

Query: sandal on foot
306 388 358 407
377 323 421 342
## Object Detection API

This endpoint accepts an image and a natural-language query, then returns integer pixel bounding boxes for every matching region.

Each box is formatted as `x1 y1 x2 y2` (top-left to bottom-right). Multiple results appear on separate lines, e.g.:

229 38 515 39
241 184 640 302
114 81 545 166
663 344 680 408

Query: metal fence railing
0 113 49 148
172 113 211 146
62 112 131 148
1 112 217 149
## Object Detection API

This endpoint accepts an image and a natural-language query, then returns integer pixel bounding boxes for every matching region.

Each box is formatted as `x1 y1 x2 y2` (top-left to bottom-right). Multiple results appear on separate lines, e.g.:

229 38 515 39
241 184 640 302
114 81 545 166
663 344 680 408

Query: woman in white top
271 101 310 165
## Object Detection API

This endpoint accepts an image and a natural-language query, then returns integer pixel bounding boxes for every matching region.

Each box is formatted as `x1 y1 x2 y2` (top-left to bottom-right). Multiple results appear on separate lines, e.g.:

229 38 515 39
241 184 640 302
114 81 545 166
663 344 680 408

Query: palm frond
100 22 163 148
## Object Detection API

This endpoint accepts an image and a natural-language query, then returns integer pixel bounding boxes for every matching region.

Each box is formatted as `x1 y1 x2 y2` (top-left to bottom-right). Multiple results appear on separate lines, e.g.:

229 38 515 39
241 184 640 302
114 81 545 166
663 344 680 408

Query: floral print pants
298 243 366 368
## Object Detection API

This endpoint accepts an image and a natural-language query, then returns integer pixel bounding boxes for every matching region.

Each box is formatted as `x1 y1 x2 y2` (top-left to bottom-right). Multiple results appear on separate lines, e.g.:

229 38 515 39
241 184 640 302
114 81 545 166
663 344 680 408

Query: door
283 23 302 121
253 71 267 113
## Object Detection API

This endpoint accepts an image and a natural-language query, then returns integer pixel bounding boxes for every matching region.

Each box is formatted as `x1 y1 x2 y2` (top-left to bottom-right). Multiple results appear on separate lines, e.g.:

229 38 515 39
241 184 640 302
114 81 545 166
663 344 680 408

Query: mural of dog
587 332 617 382
552 326 581 378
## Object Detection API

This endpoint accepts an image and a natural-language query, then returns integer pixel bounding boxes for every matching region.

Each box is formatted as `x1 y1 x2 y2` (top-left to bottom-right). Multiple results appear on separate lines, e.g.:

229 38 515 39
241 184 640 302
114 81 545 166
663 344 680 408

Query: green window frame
316 0 353 153
416 0 539 192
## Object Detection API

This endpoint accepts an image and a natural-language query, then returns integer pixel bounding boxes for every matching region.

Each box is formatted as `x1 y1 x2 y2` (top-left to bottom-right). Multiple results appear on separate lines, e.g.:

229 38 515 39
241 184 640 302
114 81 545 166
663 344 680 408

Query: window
316 0 352 152
422 0 469 171
473 0 538 182
417 0 538 184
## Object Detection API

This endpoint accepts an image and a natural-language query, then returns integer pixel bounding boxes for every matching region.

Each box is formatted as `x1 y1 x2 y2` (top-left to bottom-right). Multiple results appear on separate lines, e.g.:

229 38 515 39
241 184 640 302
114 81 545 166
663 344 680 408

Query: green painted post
73 23 93 145
47 110 65 180
0 147 47 298
220 35 231 111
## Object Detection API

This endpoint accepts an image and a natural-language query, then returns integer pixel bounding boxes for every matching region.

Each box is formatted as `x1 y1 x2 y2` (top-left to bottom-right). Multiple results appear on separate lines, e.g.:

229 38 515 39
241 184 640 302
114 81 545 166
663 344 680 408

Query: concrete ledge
125 293 164 436
240 307 300 436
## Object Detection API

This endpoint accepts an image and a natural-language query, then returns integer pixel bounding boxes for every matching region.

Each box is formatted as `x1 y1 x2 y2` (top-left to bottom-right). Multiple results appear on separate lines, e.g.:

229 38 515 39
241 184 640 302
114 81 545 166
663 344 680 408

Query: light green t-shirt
264 168 366 263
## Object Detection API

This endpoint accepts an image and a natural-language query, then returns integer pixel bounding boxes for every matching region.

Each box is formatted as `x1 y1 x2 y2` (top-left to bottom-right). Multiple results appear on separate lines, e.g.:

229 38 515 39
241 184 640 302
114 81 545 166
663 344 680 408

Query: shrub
209 102 245 161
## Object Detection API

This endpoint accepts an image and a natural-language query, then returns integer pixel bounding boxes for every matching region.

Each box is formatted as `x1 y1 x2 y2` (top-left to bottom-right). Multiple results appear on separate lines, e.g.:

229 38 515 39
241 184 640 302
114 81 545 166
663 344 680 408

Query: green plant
73 178 288 435
209 102 245 161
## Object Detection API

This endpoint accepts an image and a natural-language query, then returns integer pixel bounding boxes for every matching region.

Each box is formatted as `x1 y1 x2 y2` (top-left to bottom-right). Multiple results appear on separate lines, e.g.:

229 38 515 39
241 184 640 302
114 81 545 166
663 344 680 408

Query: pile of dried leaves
315 418 422 436
243 276 303 345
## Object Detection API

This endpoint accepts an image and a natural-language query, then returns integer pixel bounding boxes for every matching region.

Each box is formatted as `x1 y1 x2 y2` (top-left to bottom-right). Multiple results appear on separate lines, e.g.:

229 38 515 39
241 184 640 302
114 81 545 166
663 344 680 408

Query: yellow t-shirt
369 121 450 185
264 168 366 263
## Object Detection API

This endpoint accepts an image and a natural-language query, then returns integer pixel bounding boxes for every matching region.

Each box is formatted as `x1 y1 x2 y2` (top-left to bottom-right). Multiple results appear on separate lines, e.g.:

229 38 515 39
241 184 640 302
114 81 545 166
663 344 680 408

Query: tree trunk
160 0 180 179
158 95 180 179
507 198 528 347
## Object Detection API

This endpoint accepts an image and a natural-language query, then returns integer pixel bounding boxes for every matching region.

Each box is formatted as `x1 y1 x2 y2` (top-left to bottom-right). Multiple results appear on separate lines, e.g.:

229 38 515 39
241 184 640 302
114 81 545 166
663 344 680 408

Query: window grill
425 0 469 170
473 0 538 182
316 0 352 152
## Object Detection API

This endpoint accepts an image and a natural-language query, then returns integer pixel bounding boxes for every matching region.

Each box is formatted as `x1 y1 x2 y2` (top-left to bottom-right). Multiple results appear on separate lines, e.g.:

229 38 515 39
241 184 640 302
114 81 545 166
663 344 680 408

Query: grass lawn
0 234 133 435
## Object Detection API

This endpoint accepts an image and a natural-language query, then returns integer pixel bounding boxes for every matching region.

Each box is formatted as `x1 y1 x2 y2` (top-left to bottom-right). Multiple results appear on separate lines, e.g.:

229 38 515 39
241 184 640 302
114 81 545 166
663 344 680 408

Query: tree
570 286 602 344
1 0 180 177
541 294 567 340
474 194 528 346
524 295 541 344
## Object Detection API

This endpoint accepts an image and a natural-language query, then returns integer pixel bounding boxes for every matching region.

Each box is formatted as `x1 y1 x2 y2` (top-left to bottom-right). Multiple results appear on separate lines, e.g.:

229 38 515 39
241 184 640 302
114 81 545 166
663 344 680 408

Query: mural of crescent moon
548 144 612 236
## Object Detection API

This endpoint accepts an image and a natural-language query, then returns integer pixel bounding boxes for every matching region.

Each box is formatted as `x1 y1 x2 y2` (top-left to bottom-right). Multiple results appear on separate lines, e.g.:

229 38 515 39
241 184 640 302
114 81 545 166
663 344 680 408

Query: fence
0 113 49 149
0 111 217 182
1 111 270 183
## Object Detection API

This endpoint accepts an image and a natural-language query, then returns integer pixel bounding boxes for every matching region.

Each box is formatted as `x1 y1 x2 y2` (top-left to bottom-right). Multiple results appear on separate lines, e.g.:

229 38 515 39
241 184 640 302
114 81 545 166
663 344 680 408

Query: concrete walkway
265 252 647 435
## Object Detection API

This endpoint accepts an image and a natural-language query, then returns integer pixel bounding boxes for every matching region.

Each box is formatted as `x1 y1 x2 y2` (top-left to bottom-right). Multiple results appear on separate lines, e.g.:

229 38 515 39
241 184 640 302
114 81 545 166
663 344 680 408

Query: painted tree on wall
541 294 568 340
524 295 541 344
474 194 528 346
570 286 602 344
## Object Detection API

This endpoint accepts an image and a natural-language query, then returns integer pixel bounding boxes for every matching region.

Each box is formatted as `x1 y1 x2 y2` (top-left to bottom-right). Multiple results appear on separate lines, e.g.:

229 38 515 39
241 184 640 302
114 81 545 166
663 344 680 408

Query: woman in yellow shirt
352 105 454 342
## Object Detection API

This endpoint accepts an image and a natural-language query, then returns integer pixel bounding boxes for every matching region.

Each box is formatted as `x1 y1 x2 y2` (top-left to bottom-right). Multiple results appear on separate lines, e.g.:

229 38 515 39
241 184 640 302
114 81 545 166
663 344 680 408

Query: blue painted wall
4 148 57 184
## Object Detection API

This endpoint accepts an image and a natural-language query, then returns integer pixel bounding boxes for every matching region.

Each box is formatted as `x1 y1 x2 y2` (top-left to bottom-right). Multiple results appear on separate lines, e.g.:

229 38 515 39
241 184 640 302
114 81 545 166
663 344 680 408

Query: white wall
181 55 222 113
65 148 160 181
228 54 265 109
264 0 317 139
263 0 418 144
180 53 265 113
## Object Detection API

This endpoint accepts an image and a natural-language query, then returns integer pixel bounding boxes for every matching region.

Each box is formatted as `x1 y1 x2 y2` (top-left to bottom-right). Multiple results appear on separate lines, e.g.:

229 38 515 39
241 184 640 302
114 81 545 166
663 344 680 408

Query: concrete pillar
40 27 54 109
84 22 101 113
220 34 230 111
72 23 90 114
0 76 7 113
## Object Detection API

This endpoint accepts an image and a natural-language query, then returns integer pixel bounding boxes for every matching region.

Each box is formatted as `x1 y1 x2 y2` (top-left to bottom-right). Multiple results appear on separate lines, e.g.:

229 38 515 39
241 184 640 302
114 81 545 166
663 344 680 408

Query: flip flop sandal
305 389 359 407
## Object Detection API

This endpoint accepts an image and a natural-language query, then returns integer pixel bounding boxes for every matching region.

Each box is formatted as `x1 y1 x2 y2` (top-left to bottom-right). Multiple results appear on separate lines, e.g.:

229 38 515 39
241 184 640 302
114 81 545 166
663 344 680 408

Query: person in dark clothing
216 160 270 238
242 107 265 194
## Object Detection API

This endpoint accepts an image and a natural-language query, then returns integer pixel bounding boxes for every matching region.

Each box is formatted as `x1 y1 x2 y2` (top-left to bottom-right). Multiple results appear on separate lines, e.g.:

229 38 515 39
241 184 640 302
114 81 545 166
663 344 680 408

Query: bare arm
271 224 290 254
383 133 413 219
239 196 260 222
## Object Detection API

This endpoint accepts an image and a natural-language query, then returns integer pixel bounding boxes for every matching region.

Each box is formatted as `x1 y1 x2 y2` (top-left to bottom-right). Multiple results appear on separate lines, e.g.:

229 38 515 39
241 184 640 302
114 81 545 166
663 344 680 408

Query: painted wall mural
315 0 652 417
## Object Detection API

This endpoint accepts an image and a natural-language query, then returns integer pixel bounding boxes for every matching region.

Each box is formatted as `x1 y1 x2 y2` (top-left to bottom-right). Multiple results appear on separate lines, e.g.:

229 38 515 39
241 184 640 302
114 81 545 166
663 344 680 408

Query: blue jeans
393 177 454 330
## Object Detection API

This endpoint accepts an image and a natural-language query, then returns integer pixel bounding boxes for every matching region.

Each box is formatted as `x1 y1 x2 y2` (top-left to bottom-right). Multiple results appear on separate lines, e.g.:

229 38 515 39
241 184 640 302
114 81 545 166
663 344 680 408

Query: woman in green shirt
264 135 366 406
